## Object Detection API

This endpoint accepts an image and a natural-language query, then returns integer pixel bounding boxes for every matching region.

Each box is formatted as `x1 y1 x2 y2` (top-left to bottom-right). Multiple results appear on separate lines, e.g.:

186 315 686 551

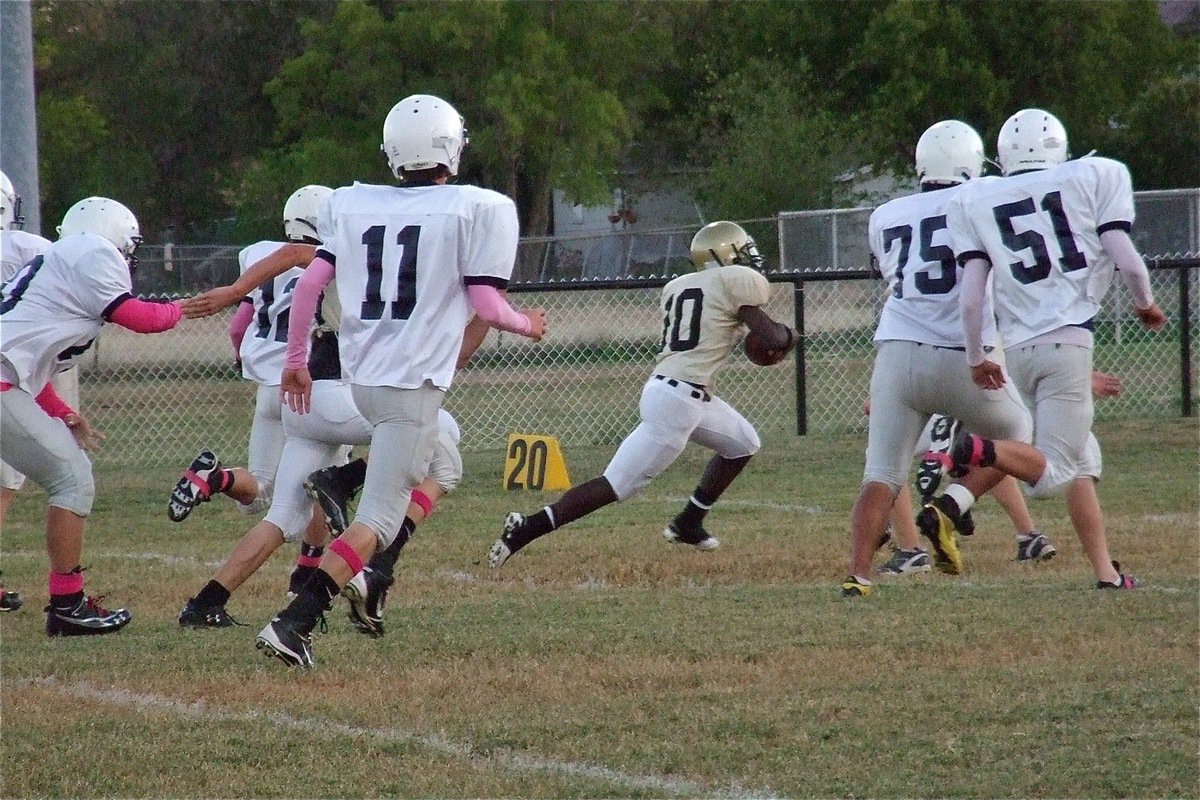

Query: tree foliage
33 0 334 239
235 1 659 242
843 0 1191 181
28 0 1196 244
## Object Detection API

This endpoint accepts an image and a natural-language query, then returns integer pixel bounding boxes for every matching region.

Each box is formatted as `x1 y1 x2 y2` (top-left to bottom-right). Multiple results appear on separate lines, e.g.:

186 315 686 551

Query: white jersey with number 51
948 157 1134 347
317 181 518 390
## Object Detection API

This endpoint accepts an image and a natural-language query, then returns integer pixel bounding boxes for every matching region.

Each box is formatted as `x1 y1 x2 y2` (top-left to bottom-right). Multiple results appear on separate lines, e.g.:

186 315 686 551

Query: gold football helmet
689 221 764 270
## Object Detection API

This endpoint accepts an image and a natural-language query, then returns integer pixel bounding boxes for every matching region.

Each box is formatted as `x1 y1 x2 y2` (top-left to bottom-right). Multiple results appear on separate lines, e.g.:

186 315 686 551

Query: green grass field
2 418 1197 798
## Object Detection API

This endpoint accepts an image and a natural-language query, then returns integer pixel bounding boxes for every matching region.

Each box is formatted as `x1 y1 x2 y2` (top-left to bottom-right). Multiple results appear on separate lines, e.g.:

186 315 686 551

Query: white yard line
27 677 786 800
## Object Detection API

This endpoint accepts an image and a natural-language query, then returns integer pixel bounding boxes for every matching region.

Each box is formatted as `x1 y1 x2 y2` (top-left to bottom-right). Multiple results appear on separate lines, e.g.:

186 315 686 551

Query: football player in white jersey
1 197 186 635
2 172 82 412
255 94 546 667
178 269 472 633
0 170 51 283
166 185 333 524
0 169 46 611
0 170 54 536
842 121 1044 597
943 108 1165 590
488 220 797 569
176 236 482 636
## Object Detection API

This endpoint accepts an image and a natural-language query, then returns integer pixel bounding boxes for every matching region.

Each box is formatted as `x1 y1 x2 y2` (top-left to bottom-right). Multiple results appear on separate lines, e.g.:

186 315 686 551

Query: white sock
944 483 976 515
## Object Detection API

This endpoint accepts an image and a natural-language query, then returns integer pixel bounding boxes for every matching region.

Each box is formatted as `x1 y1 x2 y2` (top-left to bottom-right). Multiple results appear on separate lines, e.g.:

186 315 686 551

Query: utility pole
1 0 41 235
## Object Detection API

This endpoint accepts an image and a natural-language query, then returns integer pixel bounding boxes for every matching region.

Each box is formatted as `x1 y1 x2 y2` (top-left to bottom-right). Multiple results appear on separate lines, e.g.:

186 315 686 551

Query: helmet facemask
732 237 765 271
0 171 24 230
123 235 143 272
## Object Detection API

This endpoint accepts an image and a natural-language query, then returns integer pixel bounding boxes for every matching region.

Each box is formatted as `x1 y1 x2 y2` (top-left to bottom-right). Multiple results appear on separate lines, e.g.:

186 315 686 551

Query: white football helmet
1 170 24 230
915 120 985 185
996 108 1069 176
689 221 765 271
282 184 332 242
57 197 142 266
381 94 468 178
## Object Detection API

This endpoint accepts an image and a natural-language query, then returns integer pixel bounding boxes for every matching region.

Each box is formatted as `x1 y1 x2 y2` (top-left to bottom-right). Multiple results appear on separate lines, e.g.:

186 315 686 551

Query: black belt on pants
914 343 993 353
653 374 711 402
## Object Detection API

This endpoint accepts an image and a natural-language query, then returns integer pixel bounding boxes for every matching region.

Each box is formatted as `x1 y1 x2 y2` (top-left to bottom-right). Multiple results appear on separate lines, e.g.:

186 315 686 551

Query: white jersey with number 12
237 240 305 387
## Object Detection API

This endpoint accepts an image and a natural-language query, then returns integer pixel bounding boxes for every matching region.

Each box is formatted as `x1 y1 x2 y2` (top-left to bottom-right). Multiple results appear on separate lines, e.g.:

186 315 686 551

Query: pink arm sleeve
286 256 335 370
959 257 991 367
109 297 183 333
35 382 75 420
229 301 254 357
1099 229 1155 310
467 284 531 336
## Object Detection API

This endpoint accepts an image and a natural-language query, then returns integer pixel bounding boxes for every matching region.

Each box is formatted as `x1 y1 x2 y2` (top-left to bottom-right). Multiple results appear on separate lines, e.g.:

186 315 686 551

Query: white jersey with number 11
317 182 518 391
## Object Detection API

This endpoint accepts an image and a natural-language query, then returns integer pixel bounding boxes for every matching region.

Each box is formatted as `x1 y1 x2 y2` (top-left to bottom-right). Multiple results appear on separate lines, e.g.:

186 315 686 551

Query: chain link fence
78 191 1199 468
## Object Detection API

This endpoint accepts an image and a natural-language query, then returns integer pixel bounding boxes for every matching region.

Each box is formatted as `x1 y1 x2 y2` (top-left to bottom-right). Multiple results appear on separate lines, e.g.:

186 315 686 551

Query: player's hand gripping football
64 413 106 452
280 367 313 414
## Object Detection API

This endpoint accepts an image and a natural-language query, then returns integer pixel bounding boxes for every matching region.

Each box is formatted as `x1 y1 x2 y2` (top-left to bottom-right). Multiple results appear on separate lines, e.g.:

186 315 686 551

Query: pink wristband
34 382 75 419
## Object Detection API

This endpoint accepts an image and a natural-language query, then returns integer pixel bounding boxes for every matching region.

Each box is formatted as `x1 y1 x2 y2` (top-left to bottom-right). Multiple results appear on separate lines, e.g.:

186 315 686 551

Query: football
743 330 789 366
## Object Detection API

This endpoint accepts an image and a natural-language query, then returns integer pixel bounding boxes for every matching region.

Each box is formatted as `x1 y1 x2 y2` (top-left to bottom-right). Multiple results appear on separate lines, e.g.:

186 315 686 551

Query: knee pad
45 454 95 516
1028 463 1073 499
716 421 760 459
1076 433 1103 480
603 467 649 503
238 492 273 516
429 449 463 494
269 512 309 544
264 498 313 544
0 460 26 492
237 477 274 515
860 472 904 494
